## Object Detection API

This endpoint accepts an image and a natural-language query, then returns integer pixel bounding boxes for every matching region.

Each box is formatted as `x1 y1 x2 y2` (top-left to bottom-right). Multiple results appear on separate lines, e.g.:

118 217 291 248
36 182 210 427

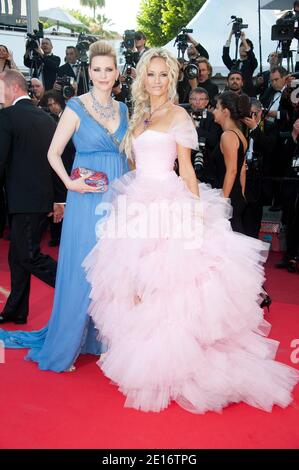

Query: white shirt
12 96 31 106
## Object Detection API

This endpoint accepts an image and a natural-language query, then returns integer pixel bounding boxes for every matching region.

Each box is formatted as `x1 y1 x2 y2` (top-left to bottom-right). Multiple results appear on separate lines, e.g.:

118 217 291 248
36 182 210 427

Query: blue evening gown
0 97 129 372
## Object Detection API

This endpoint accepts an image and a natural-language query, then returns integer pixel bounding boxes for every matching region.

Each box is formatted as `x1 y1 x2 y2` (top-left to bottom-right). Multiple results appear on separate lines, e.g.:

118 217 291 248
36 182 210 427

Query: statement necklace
143 100 170 130
90 89 116 121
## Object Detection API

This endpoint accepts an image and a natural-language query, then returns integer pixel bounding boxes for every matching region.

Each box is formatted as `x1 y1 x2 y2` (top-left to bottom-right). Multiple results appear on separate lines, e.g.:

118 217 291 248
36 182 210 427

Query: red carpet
0 235 298 449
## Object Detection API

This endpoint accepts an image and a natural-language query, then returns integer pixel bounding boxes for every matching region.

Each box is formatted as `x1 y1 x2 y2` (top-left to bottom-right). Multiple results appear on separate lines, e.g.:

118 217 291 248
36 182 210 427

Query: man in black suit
222 30 257 97
56 46 87 96
24 37 61 91
184 87 222 187
0 70 64 324
260 66 294 209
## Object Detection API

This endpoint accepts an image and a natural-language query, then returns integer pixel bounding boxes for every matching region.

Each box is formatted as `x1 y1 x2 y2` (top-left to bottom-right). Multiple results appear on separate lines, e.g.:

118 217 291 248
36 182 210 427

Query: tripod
75 61 90 94
28 49 43 80
279 40 294 73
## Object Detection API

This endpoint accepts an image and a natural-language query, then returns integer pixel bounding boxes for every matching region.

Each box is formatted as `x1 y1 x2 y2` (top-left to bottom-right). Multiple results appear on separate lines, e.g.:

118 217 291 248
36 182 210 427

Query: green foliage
137 0 206 46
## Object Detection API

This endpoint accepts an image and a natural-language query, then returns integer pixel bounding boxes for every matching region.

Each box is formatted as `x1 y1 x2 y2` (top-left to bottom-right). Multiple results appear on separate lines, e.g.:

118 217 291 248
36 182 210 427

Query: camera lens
185 63 199 80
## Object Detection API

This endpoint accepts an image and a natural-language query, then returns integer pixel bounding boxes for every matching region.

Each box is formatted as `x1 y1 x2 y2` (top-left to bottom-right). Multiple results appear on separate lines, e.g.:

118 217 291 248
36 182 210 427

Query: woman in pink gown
83 48 299 413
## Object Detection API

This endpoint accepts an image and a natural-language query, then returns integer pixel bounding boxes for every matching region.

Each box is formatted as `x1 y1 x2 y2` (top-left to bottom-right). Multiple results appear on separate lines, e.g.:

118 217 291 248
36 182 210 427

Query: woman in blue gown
0 41 129 372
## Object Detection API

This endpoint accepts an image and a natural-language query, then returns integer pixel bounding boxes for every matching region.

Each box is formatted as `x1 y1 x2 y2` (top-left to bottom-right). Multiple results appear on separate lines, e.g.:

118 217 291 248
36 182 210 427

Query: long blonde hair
122 48 179 161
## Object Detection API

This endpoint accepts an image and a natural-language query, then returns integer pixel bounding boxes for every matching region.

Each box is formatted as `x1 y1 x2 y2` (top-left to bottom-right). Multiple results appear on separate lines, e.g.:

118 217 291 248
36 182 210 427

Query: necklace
143 100 170 130
90 89 116 121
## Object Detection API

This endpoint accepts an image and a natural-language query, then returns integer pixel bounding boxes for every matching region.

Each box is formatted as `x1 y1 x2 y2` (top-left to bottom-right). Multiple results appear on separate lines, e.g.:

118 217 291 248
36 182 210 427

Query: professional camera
291 152 299 175
26 21 44 50
193 137 206 177
190 108 208 127
26 79 34 99
121 30 139 69
231 16 248 36
76 33 97 63
122 29 136 50
271 10 299 41
185 59 199 80
56 76 75 100
174 27 193 58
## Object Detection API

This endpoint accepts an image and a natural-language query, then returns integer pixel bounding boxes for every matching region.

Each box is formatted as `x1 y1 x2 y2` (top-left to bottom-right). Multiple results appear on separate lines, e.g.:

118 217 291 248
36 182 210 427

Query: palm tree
79 0 105 20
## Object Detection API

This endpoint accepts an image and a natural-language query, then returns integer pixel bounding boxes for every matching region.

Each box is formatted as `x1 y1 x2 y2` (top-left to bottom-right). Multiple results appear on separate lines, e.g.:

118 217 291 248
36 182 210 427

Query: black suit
24 53 61 91
260 88 294 207
0 99 62 322
57 62 88 96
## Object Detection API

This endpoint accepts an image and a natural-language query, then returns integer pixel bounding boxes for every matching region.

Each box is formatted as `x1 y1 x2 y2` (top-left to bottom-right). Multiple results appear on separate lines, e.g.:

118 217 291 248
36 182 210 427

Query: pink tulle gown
83 110 299 413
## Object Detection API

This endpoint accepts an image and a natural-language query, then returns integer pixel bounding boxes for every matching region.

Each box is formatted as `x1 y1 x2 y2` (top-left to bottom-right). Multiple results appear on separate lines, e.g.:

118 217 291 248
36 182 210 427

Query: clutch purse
70 167 109 191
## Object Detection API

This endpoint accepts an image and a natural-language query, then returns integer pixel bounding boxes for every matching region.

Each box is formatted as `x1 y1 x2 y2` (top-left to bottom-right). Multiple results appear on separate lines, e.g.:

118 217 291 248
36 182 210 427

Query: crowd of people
0 21 299 415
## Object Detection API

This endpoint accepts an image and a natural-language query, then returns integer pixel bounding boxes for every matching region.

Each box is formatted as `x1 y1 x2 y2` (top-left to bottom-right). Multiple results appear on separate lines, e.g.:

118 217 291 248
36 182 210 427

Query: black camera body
26 79 34 99
193 136 206 178
122 30 136 50
185 59 199 80
121 30 139 69
26 22 44 51
174 27 193 57
76 33 97 63
56 76 75 100
26 33 40 51
190 108 208 127
231 16 248 35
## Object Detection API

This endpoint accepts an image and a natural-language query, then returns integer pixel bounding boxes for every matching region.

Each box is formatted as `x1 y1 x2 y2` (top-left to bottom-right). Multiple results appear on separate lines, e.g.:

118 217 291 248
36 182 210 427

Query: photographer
57 46 87 97
185 87 222 186
134 31 149 60
276 118 299 272
226 70 244 95
260 66 294 210
187 34 209 60
30 78 45 107
242 98 277 238
24 37 61 91
255 52 281 97
177 58 199 104
222 29 257 97
197 58 219 107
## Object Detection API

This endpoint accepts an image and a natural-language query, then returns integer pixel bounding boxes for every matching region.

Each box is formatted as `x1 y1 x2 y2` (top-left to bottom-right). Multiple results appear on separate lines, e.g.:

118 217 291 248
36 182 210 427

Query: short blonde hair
89 40 117 67
122 48 179 161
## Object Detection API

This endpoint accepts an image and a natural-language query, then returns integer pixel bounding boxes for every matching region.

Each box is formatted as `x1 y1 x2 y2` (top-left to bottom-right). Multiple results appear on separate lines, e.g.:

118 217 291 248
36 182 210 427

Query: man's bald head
0 70 28 107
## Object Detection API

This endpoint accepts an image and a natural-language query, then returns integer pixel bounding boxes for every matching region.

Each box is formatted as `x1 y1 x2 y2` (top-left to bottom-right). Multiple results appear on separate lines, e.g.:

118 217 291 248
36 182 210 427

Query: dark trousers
242 201 263 239
0 183 6 237
2 213 57 320
230 197 247 234
282 182 299 258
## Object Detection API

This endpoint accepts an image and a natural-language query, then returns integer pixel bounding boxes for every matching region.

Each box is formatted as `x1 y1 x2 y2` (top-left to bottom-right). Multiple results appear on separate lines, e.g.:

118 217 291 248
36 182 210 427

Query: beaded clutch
70 167 109 191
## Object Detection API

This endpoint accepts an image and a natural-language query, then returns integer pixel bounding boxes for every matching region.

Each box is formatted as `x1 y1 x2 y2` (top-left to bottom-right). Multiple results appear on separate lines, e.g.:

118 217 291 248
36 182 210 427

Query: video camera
174 27 193 58
56 76 75 100
271 10 299 41
76 33 98 64
121 30 139 70
26 22 44 51
231 16 248 36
